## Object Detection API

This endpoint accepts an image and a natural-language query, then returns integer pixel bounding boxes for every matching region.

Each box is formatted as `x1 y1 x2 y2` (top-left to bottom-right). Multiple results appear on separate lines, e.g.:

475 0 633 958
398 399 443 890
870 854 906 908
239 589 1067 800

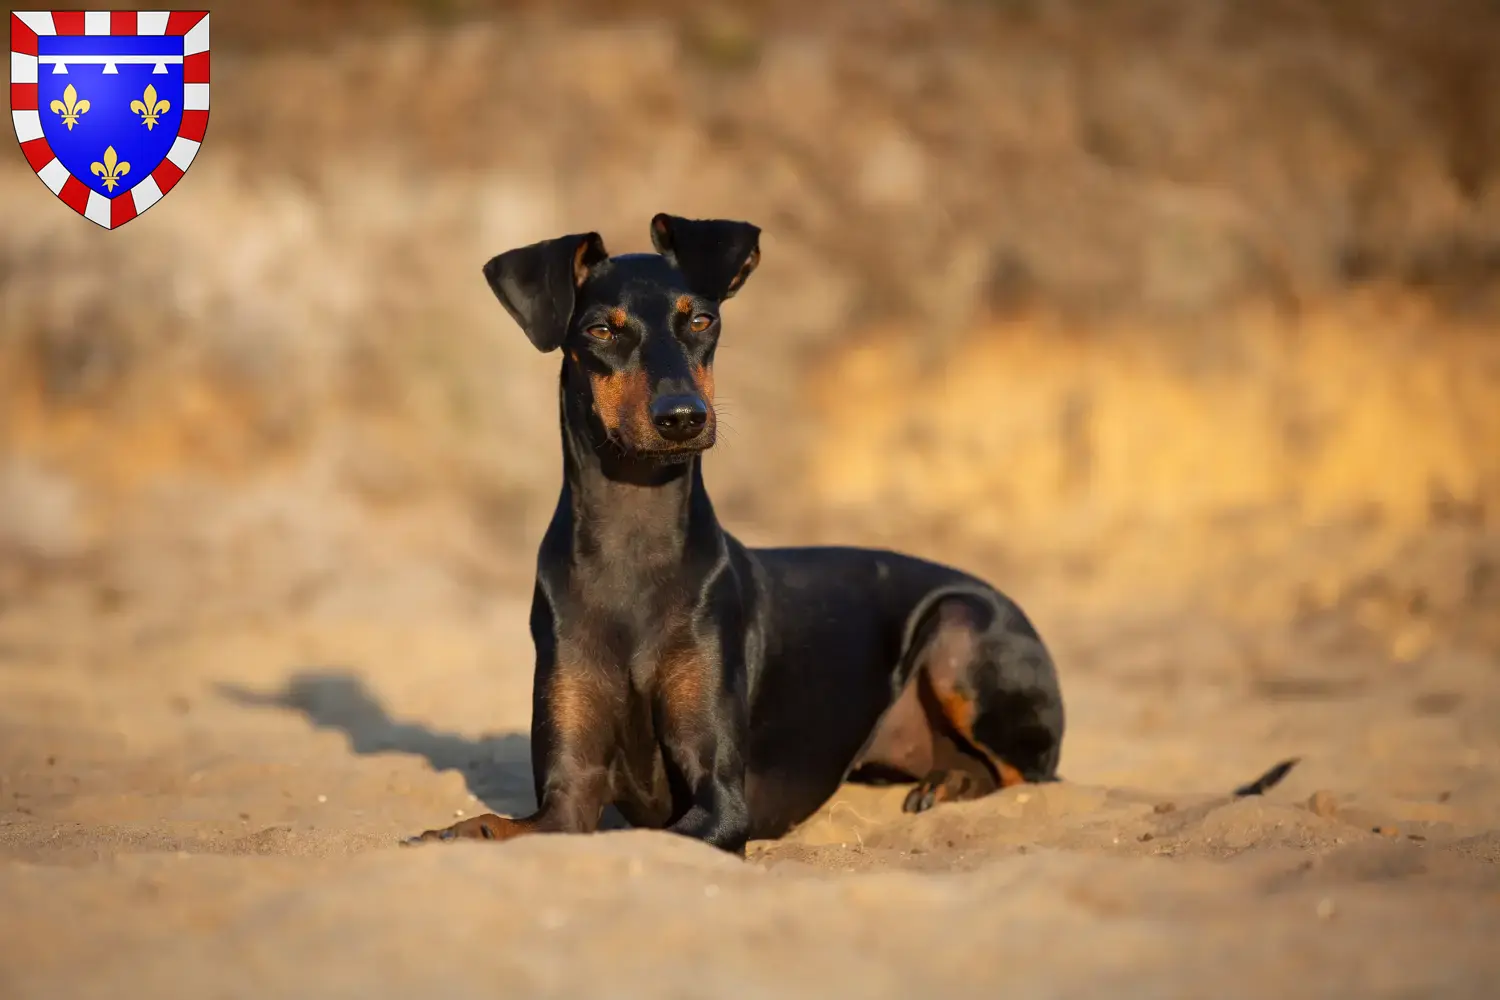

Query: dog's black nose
650 395 709 442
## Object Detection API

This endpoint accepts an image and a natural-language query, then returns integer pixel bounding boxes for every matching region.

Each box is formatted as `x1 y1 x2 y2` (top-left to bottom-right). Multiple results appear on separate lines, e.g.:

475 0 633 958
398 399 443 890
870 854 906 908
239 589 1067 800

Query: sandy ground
1 552 1497 1000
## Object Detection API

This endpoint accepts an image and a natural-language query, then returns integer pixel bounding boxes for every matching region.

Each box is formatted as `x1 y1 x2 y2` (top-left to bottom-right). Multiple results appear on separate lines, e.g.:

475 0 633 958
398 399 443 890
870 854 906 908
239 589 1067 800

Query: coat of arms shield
10 10 209 230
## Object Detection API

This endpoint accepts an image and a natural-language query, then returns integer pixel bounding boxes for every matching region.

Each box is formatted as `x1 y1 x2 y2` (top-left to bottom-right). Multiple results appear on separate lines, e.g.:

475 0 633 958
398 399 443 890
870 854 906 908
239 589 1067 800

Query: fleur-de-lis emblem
90 146 130 192
130 84 170 130
50 83 90 130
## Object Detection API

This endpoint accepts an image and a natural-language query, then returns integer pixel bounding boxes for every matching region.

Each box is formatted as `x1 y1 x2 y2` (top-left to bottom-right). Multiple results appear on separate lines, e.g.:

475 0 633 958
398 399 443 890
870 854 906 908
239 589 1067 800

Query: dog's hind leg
900 592 1064 814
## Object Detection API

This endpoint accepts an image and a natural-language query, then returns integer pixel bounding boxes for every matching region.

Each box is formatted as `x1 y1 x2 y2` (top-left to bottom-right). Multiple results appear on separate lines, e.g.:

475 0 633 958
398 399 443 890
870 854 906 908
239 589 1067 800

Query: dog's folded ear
482 232 609 352
649 214 761 301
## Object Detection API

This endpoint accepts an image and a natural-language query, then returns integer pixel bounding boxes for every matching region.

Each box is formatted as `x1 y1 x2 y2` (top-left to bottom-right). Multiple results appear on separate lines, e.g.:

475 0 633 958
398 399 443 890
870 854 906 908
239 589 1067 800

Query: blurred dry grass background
2 0 1498 655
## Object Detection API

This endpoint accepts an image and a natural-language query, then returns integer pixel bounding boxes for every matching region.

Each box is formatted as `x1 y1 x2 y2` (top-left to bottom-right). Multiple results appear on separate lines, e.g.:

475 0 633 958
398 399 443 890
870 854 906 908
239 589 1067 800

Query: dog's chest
560 581 707 679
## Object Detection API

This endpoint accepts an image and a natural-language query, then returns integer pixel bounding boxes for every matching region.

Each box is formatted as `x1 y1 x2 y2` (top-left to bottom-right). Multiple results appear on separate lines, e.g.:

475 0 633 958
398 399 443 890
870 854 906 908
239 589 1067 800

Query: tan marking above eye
689 313 715 333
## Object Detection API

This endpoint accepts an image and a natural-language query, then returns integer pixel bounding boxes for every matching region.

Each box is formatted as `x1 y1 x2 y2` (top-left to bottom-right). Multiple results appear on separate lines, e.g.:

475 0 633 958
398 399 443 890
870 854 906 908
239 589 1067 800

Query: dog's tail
1231 757 1300 797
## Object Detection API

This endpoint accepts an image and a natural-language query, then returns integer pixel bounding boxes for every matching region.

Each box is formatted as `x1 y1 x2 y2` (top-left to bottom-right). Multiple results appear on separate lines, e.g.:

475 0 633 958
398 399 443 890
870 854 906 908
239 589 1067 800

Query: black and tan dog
406 215 1297 856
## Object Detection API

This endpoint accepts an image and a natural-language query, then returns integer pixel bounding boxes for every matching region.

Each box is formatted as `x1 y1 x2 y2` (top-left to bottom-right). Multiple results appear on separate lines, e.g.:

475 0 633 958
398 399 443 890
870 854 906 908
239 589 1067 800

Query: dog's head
482 213 761 462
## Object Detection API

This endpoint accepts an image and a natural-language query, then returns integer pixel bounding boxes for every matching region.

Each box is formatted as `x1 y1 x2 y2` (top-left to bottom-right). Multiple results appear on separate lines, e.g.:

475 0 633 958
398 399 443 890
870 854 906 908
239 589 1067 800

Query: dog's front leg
405 648 618 846
657 647 751 856
662 725 750 856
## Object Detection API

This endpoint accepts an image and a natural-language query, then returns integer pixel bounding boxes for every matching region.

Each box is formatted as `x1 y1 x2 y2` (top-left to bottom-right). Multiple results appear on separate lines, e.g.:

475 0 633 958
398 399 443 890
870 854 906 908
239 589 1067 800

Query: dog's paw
400 813 520 846
399 828 458 847
902 770 978 814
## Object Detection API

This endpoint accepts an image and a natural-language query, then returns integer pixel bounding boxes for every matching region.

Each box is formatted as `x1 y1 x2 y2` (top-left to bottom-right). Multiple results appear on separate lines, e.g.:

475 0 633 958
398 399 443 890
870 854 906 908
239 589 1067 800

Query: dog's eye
689 313 716 333
584 324 613 342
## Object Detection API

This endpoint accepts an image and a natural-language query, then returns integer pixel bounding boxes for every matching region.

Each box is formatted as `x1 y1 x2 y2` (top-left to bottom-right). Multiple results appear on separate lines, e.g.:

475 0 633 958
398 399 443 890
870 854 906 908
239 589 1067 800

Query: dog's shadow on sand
219 670 564 820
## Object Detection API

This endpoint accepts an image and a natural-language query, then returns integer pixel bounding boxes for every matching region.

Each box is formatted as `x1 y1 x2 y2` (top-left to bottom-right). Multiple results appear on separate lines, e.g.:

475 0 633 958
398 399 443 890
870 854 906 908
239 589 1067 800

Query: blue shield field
35 33 186 199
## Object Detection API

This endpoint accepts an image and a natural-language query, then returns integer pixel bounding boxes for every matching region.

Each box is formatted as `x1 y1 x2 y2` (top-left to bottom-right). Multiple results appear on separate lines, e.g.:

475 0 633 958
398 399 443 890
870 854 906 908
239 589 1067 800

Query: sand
2 572 1497 1000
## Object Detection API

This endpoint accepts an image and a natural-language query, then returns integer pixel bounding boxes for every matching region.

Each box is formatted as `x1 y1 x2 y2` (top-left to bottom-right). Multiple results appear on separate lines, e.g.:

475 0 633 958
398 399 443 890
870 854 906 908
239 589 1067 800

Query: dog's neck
555 367 719 571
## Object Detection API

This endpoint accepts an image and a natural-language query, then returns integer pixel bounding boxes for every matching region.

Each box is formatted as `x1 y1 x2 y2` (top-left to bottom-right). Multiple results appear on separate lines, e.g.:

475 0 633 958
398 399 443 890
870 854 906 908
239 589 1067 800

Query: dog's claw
903 770 979 814
399 830 449 847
